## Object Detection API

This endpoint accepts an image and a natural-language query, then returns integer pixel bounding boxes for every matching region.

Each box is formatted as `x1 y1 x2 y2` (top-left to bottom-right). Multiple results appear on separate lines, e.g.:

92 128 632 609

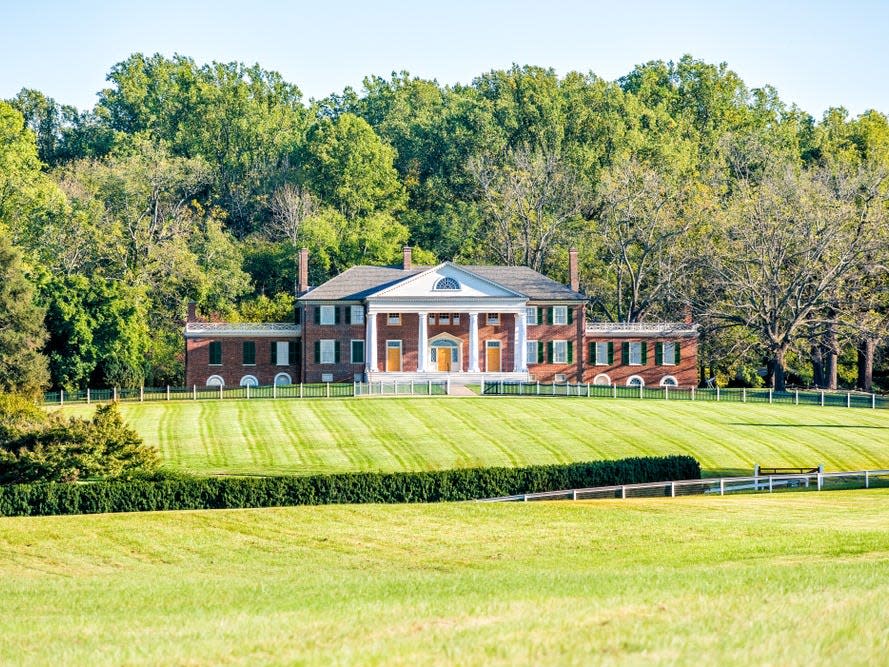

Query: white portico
363 263 531 382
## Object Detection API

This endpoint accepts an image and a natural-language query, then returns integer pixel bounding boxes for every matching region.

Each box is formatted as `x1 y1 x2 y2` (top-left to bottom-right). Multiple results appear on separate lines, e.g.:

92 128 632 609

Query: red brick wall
580 336 698 387
526 305 584 382
185 337 300 387
301 304 366 382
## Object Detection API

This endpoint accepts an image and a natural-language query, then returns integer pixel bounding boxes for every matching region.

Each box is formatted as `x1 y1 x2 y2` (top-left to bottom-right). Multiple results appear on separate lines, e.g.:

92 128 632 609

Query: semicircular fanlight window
434 277 460 290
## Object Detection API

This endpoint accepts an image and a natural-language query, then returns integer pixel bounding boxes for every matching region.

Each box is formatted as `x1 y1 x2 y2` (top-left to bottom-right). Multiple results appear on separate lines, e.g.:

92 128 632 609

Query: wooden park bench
754 465 823 476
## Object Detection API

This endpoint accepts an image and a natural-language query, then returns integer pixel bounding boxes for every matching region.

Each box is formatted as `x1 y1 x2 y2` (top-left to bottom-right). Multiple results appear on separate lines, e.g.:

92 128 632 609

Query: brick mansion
185 247 699 388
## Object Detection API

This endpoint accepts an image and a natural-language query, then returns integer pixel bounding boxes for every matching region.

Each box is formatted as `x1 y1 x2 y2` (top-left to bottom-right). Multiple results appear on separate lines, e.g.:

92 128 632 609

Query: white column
365 311 377 374
514 311 527 372
417 311 428 372
468 312 480 372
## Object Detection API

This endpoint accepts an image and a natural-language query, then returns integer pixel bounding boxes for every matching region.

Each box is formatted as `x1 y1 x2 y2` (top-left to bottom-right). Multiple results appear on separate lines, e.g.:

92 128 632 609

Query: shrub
0 455 700 517
0 401 159 483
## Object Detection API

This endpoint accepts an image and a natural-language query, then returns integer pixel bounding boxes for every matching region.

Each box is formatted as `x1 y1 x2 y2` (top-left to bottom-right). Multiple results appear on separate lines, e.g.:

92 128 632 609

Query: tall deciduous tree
0 233 49 396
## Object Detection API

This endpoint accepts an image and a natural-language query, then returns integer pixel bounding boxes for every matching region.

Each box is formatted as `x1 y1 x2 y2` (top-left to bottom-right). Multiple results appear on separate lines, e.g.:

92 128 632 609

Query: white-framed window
320 339 335 364
553 340 568 364
627 374 645 387
595 341 609 366
662 342 676 366
387 313 401 325
526 307 538 325
428 314 436 325
320 305 335 325
321 373 334 383
453 314 460 325
350 339 365 364
487 313 500 325
629 341 643 365
275 341 289 367
527 340 538 364
273 372 292 386
553 306 568 325
660 375 678 387
439 313 450 325
239 375 259 387
434 277 460 290
555 373 567 383
593 373 611 386
350 306 365 325
206 375 225 387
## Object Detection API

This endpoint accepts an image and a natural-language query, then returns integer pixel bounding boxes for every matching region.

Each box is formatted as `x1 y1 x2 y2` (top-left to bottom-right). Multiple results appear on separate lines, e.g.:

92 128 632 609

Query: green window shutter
567 341 574 364
547 308 553 325
345 306 351 325
607 342 614 364
314 341 320 363
353 340 365 363
334 341 341 364
270 341 277 365
567 307 574 325
675 343 681 364
621 342 630 365
655 342 663 366
537 341 544 364
209 341 221 365
537 307 543 324
641 342 648 365
547 341 554 363
335 307 341 324
288 341 297 364
588 342 596 365
242 341 255 365
314 307 321 324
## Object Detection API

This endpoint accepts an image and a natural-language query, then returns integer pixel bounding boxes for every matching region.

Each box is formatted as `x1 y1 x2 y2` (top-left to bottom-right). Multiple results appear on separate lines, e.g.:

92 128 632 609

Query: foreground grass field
62 397 889 476
1 491 887 666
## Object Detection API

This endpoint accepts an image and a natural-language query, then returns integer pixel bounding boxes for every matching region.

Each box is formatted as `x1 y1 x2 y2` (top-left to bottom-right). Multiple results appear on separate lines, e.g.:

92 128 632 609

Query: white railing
355 380 450 396
478 469 889 502
585 322 698 334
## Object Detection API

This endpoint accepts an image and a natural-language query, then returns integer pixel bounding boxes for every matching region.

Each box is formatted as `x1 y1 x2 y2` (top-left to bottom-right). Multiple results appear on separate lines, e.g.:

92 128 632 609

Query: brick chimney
568 248 579 293
186 301 197 322
298 248 309 295
402 246 412 271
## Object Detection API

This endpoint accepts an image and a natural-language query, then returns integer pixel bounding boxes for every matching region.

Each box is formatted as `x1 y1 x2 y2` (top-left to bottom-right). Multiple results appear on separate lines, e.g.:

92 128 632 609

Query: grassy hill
1 491 887 666
59 396 889 477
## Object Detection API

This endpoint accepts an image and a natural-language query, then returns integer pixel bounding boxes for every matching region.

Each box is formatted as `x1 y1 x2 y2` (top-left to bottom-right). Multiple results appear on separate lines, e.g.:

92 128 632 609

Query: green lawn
0 491 887 665
60 396 889 477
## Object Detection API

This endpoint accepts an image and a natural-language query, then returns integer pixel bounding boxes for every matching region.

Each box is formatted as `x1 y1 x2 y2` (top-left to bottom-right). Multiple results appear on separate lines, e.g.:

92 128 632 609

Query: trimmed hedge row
0 455 700 517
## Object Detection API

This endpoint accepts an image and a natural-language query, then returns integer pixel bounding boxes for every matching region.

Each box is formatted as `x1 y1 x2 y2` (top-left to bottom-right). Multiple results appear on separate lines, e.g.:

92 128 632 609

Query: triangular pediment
367 263 526 300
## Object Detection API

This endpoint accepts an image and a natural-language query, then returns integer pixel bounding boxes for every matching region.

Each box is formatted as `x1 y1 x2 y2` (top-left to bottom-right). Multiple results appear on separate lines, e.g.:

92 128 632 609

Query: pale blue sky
2 0 887 118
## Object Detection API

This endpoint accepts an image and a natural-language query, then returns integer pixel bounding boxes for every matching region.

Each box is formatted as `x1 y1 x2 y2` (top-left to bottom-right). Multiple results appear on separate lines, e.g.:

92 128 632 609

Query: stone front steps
365 371 530 386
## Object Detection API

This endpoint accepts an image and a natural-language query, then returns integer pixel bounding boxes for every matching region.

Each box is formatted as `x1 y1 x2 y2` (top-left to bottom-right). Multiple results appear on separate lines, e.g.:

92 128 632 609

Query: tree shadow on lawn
728 423 889 429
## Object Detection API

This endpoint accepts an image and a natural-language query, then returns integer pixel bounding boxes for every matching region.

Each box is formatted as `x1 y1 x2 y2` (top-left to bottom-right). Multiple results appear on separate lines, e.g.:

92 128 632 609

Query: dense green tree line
1 53 887 392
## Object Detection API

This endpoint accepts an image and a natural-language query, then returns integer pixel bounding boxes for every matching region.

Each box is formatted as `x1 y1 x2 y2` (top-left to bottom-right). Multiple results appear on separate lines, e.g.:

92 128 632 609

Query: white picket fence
478 469 889 502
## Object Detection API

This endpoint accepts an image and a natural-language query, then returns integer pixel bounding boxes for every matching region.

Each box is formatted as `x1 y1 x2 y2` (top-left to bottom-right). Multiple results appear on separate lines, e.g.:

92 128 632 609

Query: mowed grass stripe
56 397 889 477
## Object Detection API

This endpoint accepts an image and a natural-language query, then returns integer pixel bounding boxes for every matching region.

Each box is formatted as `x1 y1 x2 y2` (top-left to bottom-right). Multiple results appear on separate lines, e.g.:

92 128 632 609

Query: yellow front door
386 342 402 371
437 351 451 372
486 342 501 372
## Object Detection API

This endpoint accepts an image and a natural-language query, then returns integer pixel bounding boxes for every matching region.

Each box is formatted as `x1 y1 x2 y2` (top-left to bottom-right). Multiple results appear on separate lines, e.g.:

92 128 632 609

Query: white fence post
60 389 64 406
865 470 870 489
817 472 823 491
140 386 144 402
246 384 250 400
410 380 414 395
300 383 304 399
719 479 725 496
572 489 577 501
166 385 171 401
846 392 851 408
193 385 197 400
326 382 330 398
219 384 223 400
274 383 278 399
446 378 451 395
664 385 669 400
536 380 540 395
872 393 876 409
820 390 824 407
795 389 799 405
768 389 772 404
113 387 118 402
613 383 617 399
768 476 773 493
621 485 626 499
87 388 91 405
742 388 746 403
587 382 590 398
716 386 720 401
670 482 676 498
639 383 643 400
691 386 695 401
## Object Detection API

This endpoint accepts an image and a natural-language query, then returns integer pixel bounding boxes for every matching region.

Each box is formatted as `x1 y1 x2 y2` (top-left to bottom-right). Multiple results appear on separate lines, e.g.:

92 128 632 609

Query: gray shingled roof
299 263 586 302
